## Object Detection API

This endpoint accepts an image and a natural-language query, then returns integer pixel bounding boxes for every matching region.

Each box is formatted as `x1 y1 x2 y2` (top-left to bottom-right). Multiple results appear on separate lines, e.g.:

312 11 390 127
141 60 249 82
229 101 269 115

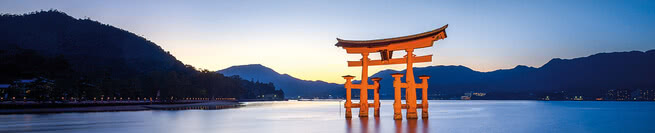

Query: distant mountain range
218 64 343 98
218 50 655 100
370 50 655 99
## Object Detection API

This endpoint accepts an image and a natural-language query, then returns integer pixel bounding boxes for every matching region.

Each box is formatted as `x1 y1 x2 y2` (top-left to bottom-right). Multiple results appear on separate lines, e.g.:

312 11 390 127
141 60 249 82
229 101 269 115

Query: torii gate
336 25 448 119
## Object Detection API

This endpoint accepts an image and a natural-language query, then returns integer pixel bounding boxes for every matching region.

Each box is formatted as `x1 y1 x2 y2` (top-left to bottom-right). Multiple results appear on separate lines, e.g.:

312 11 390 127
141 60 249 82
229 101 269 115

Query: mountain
218 64 343 98
370 50 655 100
0 10 186 78
217 50 655 99
0 10 277 100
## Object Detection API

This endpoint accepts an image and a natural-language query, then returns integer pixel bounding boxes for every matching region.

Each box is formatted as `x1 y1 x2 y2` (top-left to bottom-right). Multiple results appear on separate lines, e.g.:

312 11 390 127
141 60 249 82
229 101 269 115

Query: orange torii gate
336 25 448 119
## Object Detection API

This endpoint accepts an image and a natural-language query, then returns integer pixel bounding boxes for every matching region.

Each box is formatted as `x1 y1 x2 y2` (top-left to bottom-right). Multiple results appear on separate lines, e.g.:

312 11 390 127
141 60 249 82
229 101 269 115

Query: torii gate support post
391 73 405 120
371 77 382 117
418 75 430 118
343 75 354 118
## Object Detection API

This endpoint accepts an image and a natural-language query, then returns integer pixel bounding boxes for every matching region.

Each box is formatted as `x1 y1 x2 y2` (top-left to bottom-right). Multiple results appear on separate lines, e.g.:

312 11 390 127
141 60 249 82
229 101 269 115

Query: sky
1 0 655 83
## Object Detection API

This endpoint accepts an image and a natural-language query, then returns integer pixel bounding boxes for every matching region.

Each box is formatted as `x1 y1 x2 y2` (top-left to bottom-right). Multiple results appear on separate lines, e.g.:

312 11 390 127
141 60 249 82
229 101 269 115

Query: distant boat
461 96 471 100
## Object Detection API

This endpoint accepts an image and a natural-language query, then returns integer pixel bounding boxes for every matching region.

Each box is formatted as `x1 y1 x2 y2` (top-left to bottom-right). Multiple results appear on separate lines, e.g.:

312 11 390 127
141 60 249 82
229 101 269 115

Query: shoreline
0 101 241 115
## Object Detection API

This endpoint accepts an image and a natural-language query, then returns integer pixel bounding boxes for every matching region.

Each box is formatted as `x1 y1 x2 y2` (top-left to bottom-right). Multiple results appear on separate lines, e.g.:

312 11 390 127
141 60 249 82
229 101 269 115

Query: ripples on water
1 100 655 133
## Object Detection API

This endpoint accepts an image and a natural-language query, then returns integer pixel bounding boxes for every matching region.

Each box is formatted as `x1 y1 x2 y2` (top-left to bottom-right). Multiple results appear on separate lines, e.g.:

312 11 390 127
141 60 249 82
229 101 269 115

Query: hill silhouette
218 64 342 98
0 10 282 100
0 10 185 78
370 50 655 99
217 50 655 100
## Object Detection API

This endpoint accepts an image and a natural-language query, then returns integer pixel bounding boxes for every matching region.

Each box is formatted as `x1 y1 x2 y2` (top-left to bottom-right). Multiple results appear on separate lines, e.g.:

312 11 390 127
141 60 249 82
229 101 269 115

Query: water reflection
360 118 368 133
3 101 655 133
347 117 429 133
422 119 429 133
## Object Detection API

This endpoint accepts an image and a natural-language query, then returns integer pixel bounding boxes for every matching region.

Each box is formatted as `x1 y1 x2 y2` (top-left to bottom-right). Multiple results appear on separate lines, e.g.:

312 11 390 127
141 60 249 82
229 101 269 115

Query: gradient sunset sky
2 0 654 83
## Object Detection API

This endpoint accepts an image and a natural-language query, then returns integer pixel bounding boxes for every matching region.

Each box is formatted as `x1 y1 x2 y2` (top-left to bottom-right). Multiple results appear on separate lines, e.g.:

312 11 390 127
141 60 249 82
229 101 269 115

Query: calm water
1 100 655 133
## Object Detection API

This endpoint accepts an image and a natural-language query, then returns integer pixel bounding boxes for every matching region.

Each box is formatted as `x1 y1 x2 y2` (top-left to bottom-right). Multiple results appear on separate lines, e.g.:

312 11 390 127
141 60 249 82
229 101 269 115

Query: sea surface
1 100 654 133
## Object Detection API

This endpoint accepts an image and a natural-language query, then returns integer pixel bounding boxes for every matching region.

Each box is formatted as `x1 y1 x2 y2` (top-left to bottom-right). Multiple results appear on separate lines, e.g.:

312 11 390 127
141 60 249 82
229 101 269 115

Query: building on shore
0 84 9 100
604 89 655 101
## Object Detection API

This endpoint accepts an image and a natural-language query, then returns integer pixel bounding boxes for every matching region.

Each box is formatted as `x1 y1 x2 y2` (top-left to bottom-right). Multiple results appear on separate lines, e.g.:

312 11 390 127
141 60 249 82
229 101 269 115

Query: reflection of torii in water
336 24 448 119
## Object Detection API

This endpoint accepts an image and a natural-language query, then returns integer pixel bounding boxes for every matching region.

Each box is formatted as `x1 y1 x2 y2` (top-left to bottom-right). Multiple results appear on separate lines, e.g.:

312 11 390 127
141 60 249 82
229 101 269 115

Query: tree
26 77 55 103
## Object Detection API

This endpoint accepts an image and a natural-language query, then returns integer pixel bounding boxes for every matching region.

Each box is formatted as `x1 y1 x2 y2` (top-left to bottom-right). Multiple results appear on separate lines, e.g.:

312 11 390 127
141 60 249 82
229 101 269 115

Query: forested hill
0 10 185 78
0 10 283 100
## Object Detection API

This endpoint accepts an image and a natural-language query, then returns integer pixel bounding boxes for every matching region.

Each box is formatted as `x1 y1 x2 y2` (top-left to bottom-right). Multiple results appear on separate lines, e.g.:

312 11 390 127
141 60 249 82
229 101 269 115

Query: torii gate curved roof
335 24 448 48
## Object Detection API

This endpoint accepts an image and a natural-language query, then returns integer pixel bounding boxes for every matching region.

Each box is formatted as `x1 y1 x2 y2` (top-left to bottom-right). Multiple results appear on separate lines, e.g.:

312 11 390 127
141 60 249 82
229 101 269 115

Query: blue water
1 100 654 133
